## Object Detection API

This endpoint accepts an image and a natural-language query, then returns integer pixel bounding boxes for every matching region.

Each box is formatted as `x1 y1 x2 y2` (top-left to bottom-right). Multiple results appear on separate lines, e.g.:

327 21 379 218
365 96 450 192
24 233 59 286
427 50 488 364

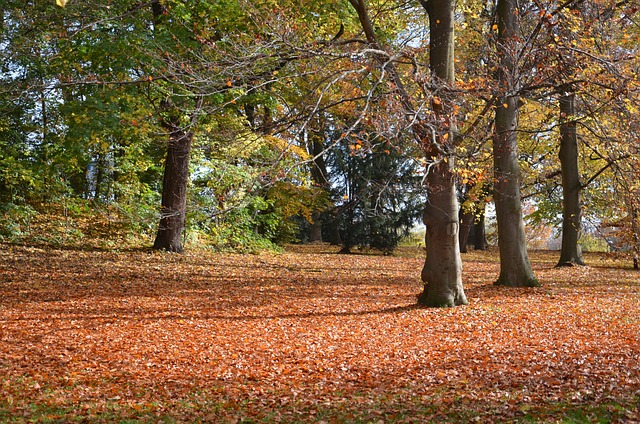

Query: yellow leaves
265 135 310 161
56 0 67 7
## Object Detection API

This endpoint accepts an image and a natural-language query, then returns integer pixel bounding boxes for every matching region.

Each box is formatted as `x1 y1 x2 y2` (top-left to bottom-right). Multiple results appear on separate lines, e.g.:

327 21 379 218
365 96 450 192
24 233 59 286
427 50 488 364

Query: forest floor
0 243 639 423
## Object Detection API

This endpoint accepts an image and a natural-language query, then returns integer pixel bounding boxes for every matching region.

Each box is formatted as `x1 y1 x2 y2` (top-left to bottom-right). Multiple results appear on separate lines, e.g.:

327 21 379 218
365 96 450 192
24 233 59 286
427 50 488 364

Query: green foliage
579 233 609 253
2 0 639 257
188 113 327 251
327 131 424 253
0 204 37 242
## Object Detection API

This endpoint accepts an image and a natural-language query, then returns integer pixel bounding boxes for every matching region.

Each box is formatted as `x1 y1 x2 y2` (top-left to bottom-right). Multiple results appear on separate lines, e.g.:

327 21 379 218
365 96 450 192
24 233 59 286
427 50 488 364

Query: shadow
464 283 549 300
0 241 153 254
0 303 420 324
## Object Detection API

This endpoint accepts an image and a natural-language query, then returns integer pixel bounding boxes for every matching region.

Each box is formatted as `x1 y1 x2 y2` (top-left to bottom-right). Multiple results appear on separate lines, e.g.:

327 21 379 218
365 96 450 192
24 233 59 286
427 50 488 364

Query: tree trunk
325 218 343 246
94 152 106 201
459 207 474 253
474 203 487 251
309 213 324 243
556 91 585 266
419 161 466 306
307 122 330 243
631 205 639 270
153 126 193 253
493 0 538 287
150 1 202 253
417 0 467 307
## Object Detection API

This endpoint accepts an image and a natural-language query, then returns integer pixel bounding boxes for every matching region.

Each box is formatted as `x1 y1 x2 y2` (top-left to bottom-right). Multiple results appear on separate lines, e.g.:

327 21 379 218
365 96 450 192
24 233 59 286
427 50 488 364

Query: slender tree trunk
493 0 538 287
458 183 475 253
307 122 330 243
94 152 106 201
153 126 193 253
340 158 354 254
417 0 467 307
459 207 474 253
631 204 639 270
474 207 487 251
556 91 584 266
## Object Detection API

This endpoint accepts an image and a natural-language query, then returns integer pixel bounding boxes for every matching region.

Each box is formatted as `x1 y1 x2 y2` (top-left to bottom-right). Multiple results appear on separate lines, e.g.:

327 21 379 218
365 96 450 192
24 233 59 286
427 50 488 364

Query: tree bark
150 1 197 253
153 125 193 253
307 122 329 243
493 0 538 286
474 199 487 251
631 204 639 270
417 0 467 307
459 206 474 253
556 91 585 266
419 160 467 306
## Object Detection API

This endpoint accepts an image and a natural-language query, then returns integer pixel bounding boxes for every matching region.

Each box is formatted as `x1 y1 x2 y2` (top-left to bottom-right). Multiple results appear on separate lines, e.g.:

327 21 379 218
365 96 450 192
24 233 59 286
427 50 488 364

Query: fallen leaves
0 245 639 422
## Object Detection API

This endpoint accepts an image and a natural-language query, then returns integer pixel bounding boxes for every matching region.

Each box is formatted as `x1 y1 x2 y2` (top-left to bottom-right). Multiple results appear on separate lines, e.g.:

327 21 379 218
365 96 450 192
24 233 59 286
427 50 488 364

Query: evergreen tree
327 131 423 254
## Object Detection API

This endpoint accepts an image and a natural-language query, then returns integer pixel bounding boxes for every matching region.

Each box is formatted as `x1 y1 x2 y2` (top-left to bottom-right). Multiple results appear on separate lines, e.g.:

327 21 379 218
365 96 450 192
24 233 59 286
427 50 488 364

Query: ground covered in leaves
1 244 639 423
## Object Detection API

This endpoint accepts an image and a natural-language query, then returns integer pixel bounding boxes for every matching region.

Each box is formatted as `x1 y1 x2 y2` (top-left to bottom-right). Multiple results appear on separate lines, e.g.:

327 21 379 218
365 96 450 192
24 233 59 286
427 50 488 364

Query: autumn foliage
1 244 638 422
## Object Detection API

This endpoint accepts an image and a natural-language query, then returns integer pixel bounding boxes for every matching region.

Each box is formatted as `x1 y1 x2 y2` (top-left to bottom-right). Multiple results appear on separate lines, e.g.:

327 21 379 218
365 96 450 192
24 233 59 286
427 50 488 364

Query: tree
492 0 538 287
305 116 332 243
549 3 589 267
325 128 423 254
556 89 584 266
416 0 468 306
152 100 200 252
344 0 467 306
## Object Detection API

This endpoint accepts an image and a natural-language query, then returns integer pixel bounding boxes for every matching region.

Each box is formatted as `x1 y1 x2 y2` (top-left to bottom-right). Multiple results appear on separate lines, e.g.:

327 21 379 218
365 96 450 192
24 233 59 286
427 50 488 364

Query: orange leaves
0 246 639 421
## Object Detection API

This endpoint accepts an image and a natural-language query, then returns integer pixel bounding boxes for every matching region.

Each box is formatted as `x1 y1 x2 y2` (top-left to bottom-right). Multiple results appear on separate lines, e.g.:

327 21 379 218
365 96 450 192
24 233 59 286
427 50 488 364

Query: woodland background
0 0 638 265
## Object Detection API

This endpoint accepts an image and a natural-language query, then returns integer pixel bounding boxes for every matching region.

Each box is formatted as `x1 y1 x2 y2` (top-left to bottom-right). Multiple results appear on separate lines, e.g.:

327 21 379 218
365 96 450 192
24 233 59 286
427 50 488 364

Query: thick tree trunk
419 162 466 306
153 127 193 253
493 0 538 287
417 0 467 307
150 0 193 253
494 96 538 286
349 0 465 305
325 219 343 246
309 214 323 243
556 92 585 266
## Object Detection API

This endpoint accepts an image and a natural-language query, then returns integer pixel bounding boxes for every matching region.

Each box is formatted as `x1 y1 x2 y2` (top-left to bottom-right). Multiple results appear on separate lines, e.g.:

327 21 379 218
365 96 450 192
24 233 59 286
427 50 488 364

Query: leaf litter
0 244 639 422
